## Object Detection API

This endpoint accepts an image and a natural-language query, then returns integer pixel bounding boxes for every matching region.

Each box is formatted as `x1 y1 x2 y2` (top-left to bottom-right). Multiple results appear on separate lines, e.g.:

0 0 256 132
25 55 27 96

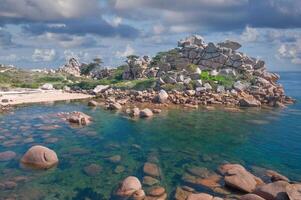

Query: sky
0 0 300 71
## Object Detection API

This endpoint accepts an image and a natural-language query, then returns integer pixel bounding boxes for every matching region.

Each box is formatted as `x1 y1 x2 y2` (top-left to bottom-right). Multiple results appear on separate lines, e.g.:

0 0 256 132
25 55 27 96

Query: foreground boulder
187 193 223 200
21 145 58 169
219 164 263 193
254 181 289 200
115 176 145 199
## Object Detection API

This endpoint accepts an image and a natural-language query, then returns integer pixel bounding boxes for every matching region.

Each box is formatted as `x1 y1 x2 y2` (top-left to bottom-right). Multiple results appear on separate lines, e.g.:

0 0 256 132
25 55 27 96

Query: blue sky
0 0 300 71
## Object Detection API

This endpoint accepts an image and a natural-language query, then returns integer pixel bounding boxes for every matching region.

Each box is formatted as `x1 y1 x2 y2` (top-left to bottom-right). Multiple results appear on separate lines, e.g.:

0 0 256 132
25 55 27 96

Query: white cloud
32 49 56 62
240 26 259 42
111 17 123 27
0 0 100 21
277 39 301 64
115 44 135 58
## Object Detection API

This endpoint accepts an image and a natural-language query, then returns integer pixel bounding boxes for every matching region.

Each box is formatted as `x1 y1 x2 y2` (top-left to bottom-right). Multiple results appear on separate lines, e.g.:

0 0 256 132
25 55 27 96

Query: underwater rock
143 162 160 178
21 145 58 169
23 137 34 144
175 186 193 200
2 181 17 190
114 165 125 174
0 151 16 161
44 137 59 143
219 164 263 193
147 186 166 197
107 155 121 164
115 176 144 198
83 164 102 176
254 181 289 200
143 176 159 186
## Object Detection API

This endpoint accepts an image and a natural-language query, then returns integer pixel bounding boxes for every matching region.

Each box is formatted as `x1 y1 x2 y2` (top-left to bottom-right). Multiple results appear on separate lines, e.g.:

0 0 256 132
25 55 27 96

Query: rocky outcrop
219 164 263 193
58 58 82 77
21 145 58 169
122 56 150 80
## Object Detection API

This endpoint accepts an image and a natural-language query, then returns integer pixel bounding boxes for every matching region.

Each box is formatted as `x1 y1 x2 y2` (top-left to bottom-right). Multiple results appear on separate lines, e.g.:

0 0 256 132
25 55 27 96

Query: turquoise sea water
0 72 300 199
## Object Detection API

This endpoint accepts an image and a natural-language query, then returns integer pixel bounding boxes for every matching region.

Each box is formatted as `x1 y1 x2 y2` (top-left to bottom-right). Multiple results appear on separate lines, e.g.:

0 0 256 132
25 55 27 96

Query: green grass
200 71 235 88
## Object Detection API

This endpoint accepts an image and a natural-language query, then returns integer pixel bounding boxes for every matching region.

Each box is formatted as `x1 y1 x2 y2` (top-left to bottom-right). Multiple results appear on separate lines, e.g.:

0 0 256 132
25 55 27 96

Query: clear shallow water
0 72 300 199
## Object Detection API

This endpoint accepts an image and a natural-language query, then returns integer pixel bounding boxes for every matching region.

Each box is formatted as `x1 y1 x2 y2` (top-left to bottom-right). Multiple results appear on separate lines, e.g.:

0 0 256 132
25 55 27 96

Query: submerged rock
143 162 160 178
0 151 16 161
21 145 58 169
83 164 102 176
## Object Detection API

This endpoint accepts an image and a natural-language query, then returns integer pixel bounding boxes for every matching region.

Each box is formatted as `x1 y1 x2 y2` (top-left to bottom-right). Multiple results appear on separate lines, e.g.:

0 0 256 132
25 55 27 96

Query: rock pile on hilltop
118 35 294 107
57 58 82 77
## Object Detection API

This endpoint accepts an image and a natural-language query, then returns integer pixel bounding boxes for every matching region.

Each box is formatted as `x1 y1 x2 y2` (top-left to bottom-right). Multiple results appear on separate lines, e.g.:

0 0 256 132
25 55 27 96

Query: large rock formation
58 58 82 77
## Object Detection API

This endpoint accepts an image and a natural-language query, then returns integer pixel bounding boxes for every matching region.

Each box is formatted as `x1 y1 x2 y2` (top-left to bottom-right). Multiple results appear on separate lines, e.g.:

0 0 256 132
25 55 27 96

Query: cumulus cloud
277 40 301 64
32 49 56 62
240 26 260 42
0 0 100 23
115 44 135 58
110 0 301 31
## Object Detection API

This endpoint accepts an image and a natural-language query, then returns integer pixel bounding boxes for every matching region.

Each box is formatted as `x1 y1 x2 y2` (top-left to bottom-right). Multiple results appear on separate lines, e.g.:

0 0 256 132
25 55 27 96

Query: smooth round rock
116 176 142 197
21 145 58 169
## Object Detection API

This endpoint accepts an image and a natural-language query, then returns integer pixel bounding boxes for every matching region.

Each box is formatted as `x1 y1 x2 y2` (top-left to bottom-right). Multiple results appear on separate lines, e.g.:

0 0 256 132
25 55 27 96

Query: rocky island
0 35 296 113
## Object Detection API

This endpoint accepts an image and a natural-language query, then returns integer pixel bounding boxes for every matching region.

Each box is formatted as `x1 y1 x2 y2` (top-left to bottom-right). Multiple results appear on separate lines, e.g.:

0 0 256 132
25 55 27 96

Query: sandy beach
0 89 93 106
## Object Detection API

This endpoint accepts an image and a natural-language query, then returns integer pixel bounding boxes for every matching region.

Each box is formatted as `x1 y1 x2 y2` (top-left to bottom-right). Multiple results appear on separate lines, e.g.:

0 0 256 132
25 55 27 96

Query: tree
80 57 103 76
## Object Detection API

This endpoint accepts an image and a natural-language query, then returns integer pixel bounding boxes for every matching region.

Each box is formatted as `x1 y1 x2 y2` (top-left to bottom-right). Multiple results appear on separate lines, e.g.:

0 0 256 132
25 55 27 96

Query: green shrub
37 76 65 83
